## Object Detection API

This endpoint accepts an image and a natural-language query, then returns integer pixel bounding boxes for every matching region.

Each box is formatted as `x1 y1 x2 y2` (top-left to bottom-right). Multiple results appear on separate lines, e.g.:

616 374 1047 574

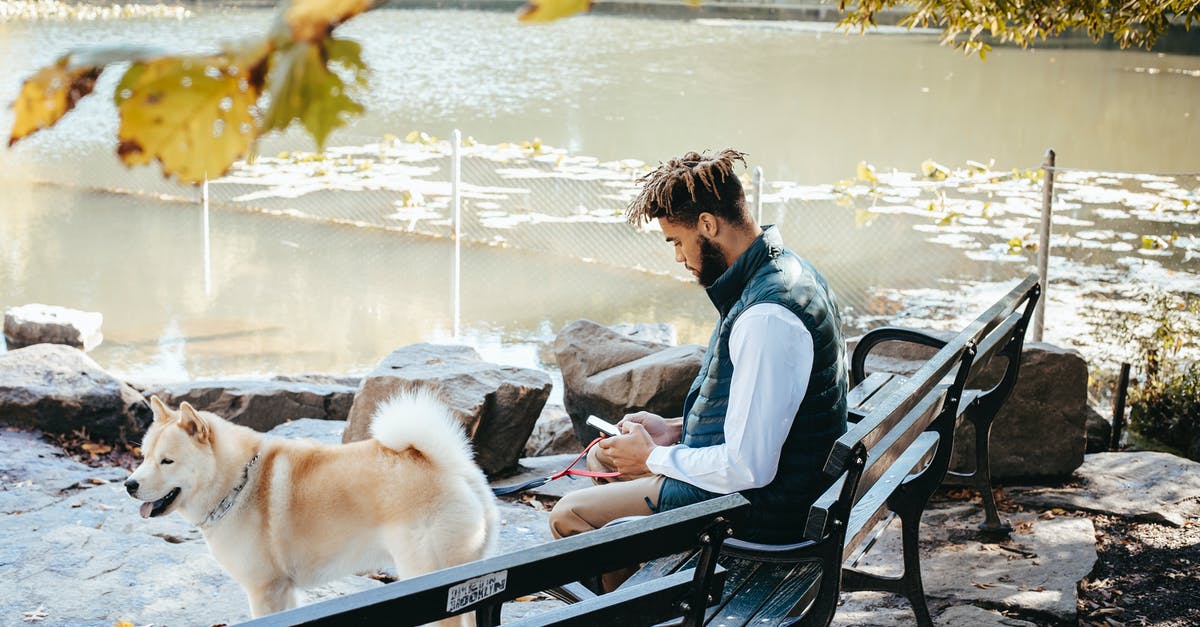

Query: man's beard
697 235 729 288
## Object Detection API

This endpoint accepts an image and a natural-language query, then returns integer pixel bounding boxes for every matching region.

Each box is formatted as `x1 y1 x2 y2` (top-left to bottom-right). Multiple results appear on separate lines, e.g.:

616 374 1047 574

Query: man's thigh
549 475 664 539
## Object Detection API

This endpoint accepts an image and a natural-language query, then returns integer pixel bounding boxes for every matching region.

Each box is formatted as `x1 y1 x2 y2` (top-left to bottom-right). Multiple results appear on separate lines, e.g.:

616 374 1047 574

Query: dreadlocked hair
625 148 750 227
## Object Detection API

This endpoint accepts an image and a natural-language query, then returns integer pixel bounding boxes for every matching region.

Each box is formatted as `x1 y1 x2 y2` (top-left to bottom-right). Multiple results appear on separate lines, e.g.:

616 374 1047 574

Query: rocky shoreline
3 418 1198 626
2 317 1197 625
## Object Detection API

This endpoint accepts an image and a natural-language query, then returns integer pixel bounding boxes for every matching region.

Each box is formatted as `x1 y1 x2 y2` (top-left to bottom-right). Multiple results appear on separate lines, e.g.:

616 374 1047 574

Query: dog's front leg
245 579 297 617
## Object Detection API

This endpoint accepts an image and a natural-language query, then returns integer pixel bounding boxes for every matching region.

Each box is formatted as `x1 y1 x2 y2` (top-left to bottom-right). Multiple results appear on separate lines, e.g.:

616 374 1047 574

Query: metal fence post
451 129 462 340
1033 149 1055 342
751 166 764 225
202 174 212 297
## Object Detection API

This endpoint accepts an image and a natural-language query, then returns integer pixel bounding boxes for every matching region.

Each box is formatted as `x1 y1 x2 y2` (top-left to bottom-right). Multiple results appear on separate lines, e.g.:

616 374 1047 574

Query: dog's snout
124 479 139 496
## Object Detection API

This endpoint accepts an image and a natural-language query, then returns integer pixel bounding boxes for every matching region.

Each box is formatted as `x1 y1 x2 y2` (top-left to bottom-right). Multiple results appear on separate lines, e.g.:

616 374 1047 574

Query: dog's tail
369 389 476 468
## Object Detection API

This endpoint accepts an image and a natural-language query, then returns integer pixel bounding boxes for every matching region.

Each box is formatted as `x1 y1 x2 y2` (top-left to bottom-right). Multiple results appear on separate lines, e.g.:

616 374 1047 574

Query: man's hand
618 411 682 447
598 423 656 476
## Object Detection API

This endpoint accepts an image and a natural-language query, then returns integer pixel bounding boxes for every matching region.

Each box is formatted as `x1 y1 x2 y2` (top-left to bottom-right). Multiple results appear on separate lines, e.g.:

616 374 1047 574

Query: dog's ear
149 395 173 424
177 402 211 444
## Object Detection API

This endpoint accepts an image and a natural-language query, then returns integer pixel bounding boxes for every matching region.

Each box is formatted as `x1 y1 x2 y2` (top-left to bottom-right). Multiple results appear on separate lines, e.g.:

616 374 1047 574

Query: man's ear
697 212 719 238
149 395 173 424
177 402 211 443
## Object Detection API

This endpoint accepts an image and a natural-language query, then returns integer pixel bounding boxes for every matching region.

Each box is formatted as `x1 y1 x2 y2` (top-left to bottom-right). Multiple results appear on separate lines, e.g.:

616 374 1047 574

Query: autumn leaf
9 57 102 147
261 37 367 153
920 158 949 180
115 48 266 184
856 160 879 184
517 0 593 23
82 442 112 455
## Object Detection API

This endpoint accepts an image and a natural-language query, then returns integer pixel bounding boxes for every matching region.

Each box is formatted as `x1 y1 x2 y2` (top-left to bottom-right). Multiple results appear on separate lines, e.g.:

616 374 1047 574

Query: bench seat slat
847 371 896 419
702 555 775 624
703 559 796 627
618 549 695 590
740 560 823 626
508 567 723 627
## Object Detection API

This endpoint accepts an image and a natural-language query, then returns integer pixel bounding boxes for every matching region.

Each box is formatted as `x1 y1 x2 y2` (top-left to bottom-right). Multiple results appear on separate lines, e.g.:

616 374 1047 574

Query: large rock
850 335 1088 480
342 344 552 476
523 403 578 457
850 501 1096 624
4 303 103 352
143 379 357 432
555 319 703 445
0 344 149 442
1009 451 1200 527
1085 407 1112 454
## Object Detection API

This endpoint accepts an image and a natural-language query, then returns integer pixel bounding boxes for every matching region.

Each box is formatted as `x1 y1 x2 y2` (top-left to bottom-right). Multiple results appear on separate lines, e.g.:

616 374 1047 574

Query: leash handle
549 436 621 481
490 436 622 496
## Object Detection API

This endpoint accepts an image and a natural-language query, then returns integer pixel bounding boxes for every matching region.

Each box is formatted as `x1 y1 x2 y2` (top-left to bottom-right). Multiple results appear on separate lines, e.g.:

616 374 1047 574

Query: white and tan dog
125 391 498 622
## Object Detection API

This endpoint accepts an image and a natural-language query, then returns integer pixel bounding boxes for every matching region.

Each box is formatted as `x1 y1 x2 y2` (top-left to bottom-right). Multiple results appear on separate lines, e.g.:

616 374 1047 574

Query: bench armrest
851 327 949 386
720 536 821 562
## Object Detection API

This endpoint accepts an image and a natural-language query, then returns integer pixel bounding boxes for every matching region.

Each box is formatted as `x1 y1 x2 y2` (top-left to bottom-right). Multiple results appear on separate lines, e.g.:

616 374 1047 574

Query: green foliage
261 37 368 152
839 0 1200 55
1129 363 1200 461
1096 289 1200 459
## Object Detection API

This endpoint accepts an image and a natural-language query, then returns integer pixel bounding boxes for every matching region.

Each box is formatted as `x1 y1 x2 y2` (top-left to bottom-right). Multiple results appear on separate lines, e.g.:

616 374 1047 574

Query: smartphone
586 415 621 437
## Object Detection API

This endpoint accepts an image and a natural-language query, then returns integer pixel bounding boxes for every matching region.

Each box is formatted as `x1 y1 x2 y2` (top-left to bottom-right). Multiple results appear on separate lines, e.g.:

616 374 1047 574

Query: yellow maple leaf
9 58 102 147
114 51 264 184
517 0 593 23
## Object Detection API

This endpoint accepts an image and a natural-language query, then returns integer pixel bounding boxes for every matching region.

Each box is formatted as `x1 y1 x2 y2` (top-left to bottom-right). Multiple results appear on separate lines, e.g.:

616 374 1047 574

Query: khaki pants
547 444 665 591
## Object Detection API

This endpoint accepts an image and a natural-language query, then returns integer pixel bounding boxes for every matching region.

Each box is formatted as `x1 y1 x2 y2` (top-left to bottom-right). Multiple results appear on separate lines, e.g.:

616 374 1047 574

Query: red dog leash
491 437 620 496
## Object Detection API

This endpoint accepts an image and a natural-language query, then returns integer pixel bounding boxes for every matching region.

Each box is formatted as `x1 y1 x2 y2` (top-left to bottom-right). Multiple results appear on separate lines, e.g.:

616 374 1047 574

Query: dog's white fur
127 391 498 623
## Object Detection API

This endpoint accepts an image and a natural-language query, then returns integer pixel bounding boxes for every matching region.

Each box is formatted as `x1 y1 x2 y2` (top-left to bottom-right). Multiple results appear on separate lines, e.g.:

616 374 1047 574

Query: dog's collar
199 452 260 529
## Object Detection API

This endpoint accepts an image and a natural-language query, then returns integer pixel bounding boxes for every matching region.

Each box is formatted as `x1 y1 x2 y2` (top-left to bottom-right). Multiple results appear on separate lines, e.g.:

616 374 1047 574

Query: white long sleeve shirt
645 303 814 494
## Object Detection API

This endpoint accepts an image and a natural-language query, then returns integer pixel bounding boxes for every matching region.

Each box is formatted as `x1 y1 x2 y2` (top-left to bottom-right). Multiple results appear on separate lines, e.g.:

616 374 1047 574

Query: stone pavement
2 421 1196 626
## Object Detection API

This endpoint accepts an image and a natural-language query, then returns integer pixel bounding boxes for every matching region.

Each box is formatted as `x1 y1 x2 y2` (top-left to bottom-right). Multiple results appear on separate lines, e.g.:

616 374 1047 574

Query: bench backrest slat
841 431 939 561
851 385 949 505
824 339 964 478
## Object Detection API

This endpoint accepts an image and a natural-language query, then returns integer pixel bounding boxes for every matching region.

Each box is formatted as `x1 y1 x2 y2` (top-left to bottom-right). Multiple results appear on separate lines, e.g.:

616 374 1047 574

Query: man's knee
550 491 587 539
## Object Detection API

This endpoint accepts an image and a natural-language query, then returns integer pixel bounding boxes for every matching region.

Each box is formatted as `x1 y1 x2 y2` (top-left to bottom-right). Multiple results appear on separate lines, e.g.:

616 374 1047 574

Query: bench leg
971 413 1013 534
474 603 501 627
840 505 934 627
897 506 934 627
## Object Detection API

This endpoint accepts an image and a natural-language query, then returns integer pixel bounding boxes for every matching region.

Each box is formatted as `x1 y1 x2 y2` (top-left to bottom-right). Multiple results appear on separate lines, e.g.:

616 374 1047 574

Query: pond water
1 7 1198 382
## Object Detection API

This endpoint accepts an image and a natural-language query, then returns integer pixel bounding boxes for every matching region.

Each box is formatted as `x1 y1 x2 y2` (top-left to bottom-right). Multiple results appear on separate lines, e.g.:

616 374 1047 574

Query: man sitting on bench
548 148 849 588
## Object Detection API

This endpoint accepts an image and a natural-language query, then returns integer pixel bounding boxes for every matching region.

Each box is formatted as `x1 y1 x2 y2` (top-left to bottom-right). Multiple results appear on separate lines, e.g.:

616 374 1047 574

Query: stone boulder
849 334 1088 481
4 303 103 352
1009 451 1200 527
1085 408 1112 454
0 344 149 442
554 319 703 446
143 379 357 432
342 344 552 476
523 403 578 457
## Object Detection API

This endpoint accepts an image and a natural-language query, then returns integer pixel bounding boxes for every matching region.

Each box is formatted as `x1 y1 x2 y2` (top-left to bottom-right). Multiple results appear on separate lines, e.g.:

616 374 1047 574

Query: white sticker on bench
446 570 508 613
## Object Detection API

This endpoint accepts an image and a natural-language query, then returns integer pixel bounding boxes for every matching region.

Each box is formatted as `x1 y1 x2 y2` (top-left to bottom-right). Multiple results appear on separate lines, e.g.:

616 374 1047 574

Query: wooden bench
850 273 1041 533
611 274 1041 627
233 493 749 627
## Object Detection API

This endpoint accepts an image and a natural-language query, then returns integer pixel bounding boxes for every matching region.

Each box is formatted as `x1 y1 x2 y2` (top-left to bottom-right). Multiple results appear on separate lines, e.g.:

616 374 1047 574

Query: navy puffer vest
656 226 847 544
